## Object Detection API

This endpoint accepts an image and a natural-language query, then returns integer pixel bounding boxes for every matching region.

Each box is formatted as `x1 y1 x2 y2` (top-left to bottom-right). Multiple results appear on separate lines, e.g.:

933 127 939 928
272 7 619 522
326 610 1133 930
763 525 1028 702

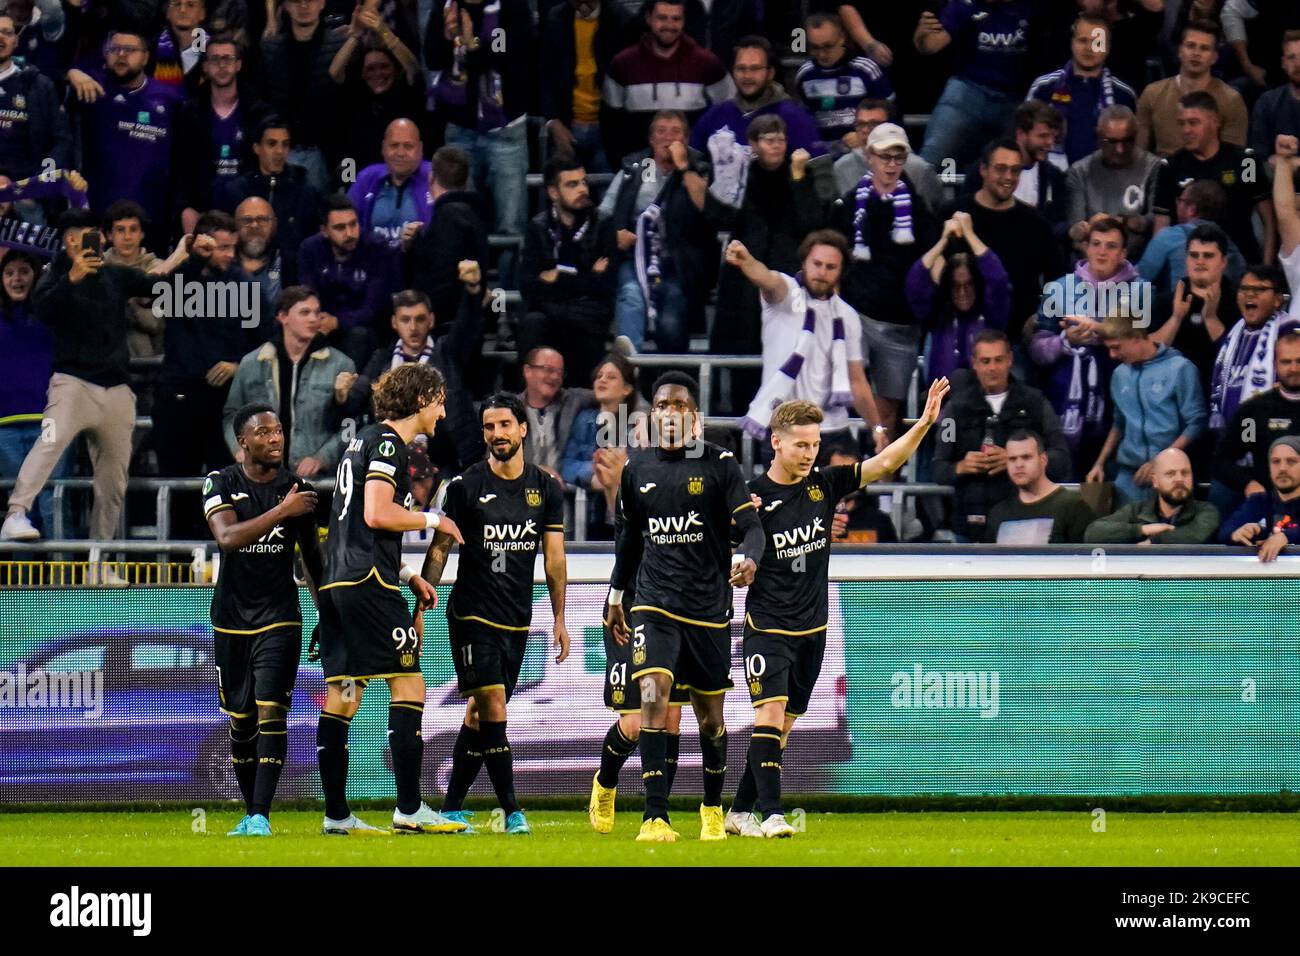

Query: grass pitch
1 809 1297 867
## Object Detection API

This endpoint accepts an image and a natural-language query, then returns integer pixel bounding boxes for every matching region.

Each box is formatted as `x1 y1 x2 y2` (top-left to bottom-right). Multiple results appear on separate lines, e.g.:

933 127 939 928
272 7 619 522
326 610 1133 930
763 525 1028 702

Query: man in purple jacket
296 195 401 364
689 35 824 188
346 119 433 251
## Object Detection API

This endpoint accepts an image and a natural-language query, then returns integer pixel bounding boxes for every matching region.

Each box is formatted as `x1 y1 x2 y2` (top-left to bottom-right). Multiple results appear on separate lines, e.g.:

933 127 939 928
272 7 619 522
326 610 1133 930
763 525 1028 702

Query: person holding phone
0 209 211 547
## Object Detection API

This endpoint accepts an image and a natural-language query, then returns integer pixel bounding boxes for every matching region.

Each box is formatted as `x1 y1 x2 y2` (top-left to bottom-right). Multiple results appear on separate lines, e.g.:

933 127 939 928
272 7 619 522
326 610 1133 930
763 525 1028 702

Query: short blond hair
1098 313 1145 340
770 400 824 432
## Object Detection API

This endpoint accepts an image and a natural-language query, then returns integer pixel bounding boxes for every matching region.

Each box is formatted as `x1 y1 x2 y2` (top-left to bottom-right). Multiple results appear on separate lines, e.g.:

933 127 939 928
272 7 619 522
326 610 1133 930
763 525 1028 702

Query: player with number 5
315 362 465 836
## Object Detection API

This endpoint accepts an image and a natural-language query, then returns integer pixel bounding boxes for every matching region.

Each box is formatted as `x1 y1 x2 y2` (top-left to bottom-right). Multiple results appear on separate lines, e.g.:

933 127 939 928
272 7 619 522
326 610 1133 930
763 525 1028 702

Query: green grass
2 810 1297 866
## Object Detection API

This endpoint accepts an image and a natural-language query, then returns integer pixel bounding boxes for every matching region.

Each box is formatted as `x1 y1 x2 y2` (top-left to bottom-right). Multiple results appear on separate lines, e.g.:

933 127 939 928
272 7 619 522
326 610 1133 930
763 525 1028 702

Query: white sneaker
724 810 763 838
613 334 637 357
88 563 128 587
392 801 468 834
760 813 796 839
0 511 39 542
321 813 390 836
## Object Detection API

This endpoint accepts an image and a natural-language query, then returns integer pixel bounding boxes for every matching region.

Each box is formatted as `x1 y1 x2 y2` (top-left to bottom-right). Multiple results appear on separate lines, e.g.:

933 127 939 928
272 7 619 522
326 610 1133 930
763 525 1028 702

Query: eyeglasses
107 45 146 56
755 134 787 145
872 152 907 166
237 215 273 227
988 163 1023 176
0 28 16 38
205 54 239 66
1239 284 1276 295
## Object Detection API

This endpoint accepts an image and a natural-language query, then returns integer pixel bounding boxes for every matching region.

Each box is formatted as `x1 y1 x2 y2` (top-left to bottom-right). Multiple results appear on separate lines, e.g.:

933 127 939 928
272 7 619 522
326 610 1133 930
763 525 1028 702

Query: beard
1159 486 1191 508
488 438 521 462
240 236 268 259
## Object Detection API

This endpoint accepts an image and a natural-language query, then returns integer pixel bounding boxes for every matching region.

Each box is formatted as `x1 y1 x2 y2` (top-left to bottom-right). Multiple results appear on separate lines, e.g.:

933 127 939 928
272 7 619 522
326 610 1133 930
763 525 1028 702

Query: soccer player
315 361 467 835
725 383 948 838
602 371 766 843
205 404 324 837
418 394 570 835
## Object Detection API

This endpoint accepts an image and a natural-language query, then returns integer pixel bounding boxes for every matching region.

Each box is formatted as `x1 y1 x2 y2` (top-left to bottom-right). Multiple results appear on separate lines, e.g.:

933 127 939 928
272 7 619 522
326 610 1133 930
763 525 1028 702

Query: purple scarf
431 0 508 132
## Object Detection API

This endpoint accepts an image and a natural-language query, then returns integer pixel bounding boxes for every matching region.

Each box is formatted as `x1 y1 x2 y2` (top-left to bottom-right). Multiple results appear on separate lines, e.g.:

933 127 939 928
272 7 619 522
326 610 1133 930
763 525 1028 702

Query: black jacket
32 253 161 388
423 0 536 126
348 291 486 473
540 1 624 158
405 190 491 328
830 172 940 325
217 164 322 267
157 258 252 386
608 147 718 300
931 370 1073 542
0 65 72 179
520 207 617 320
171 92 268 220
962 157 1068 233
259 24 345 156
1215 388 1300 494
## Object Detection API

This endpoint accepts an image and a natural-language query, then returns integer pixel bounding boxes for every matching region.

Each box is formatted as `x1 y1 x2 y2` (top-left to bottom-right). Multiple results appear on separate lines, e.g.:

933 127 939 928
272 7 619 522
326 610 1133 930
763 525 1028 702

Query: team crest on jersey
400 653 414 668
749 679 762 696
612 688 625 706
687 476 704 495
378 439 396 457
807 485 824 503
526 488 541 507
12 95 24 109
633 648 646 665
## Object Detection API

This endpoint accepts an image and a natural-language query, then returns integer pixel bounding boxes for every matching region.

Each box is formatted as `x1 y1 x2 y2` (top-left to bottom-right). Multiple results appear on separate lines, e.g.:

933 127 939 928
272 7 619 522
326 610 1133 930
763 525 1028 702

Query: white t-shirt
985 391 1009 415
1014 163 1042 208
760 273 864 432
1281 244 1300 320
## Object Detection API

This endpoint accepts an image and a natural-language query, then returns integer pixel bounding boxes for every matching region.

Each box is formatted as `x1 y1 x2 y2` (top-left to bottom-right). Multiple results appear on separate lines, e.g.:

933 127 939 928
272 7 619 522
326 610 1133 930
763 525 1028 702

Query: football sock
480 720 519 815
640 727 669 821
441 723 484 812
229 718 258 814
597 722 638 789
250 712 287 818
388 702 424 816
316 710 352 822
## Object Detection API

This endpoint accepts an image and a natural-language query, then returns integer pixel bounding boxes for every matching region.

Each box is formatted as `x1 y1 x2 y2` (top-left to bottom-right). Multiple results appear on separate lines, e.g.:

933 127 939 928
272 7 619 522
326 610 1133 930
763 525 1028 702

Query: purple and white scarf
740 274 852 438
548 204 590 269
851 170 912 262
634 200 665 330
391 335 436 369
1209 313 1283 430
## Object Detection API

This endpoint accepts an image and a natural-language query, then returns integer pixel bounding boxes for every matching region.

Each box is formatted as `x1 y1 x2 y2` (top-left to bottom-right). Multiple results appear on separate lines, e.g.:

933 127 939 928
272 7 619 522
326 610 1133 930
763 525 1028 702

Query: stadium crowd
0 0 1299 555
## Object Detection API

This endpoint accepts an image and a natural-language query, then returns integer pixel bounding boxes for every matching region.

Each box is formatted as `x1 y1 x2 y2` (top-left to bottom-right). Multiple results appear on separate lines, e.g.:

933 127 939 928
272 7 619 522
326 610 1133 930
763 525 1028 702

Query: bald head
1152 447 1193 507
383 119 423 183
235 196 276 257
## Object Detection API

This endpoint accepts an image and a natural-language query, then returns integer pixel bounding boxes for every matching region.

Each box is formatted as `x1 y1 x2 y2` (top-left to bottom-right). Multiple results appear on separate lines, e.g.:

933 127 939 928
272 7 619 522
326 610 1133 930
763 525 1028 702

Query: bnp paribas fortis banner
1 581 1297 803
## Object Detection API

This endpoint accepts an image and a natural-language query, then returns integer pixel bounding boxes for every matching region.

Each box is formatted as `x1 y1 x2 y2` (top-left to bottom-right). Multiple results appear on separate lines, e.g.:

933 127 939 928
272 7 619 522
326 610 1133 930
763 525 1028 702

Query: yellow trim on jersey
784 710 805 719
630 665 675 682
320 566 402 593
366 472 397 487
751 696 790 708
256 728 288 735
677 684 728 696
733 500 756 514
629 605 730 629
743 613 828 637
450 610 530 632
608 708 640 715
218 707 255 718
213 620 301 636
751 728 785 738
204 503 234 519
255 699 290 710
390 701 424 713
325 671 417 683
319 711 353 724
463 683 507 695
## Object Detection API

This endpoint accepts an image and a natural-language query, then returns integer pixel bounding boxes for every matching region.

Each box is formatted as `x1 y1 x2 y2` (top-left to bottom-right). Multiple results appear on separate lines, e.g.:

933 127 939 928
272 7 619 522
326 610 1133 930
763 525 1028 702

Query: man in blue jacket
1087 313 1207 505
1220 435 1300 562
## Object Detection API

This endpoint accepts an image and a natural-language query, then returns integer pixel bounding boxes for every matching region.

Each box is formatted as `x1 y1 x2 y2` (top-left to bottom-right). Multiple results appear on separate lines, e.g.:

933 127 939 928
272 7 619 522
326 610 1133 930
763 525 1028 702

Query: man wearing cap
1220 435 1300 562
830 121 939 441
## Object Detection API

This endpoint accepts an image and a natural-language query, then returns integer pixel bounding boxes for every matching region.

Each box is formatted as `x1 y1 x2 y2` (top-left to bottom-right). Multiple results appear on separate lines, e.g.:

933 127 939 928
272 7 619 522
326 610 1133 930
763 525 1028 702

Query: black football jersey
613 442 756 625
324 423 411 588
745 463 861 634
203 465 315 633
440 461 565 630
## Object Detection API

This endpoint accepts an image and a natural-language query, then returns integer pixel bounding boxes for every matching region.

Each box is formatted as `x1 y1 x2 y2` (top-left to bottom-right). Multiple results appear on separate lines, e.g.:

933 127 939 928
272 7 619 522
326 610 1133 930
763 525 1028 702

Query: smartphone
80 231 101 256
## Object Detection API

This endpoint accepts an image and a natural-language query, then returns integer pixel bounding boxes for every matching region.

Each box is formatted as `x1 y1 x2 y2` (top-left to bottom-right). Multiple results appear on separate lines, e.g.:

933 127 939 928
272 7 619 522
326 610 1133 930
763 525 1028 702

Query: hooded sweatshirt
1110 342 1207 471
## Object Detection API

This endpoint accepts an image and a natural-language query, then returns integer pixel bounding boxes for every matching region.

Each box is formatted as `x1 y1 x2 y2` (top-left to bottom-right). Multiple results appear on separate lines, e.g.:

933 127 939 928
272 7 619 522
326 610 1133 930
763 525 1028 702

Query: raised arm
1273 136 1300 258
859 377 950 485
723 239 787 304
